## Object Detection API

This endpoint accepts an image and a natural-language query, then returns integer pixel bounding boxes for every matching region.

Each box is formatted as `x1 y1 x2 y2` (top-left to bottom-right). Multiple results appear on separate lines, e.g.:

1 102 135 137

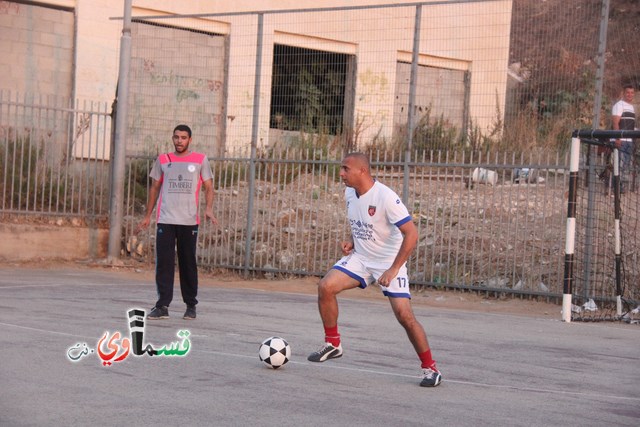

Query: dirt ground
0 258 562 320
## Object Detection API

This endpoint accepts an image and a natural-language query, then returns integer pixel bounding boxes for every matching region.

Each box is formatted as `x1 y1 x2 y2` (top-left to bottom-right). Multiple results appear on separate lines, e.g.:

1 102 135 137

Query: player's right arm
340 240 354 255
377 219 418 287
136 178 162 232
340 188 355 255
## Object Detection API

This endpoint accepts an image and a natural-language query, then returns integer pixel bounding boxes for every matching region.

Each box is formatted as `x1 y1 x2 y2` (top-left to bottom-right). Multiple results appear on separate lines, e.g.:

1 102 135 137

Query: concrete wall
0 1 74 99
0 223 108 261
127 21 227 156
394 61 469 141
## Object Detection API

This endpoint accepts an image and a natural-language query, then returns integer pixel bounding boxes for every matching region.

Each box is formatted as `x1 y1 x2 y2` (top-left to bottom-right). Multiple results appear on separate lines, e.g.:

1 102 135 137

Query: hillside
510 0 640 102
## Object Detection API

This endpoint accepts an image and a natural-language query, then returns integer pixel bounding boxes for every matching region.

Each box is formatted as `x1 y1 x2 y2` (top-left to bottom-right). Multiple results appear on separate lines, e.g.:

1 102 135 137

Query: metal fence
114 1 638 306
0 90 112 221
123 148 570 298
120 0 638 158
1 1 639 308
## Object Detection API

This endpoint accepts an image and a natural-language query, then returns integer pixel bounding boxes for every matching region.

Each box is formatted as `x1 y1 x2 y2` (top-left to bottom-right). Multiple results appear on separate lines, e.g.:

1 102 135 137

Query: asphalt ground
0 267 638 427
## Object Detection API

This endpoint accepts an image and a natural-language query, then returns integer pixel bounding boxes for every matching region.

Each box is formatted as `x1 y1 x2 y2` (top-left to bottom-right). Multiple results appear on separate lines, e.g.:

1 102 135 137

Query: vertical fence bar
68 98 77 214
15 92 24 211
592 0 610 128
243 13 264 276
98 101 109 215
403 4 421 204
582 0 611 300
108 0 132 260
0 91 6 211
58 96 68 213
25 94 34 212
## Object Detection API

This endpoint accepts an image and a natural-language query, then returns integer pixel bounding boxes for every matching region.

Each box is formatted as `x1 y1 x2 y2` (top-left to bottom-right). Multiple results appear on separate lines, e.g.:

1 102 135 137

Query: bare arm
340 239 354 255
135 178 162 232
202 179 218 225
377 219 418 287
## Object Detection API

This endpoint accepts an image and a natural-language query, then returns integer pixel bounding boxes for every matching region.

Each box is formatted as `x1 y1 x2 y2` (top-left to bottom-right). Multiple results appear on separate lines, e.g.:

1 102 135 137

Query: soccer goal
563 129 640 323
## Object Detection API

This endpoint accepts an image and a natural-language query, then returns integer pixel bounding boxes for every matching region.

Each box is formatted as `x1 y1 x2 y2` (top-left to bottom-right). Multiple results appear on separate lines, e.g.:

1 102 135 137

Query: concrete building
0 0 512 156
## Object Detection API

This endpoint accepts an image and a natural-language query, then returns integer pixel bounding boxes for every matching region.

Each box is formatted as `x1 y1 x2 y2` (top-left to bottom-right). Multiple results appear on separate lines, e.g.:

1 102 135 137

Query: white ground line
0 322 94 339
0 282 138 289
197 348 640 403
3 320 639 403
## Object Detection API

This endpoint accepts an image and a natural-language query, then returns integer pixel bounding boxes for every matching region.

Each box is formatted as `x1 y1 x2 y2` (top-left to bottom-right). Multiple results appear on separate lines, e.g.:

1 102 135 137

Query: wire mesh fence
123 148 570 299
115 1 638 306
1 1 639 309
122 1 640 157
123 1 516 158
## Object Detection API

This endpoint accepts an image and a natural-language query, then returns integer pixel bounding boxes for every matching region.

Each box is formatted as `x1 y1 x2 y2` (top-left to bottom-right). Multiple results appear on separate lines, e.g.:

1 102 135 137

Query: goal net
563 130 640 323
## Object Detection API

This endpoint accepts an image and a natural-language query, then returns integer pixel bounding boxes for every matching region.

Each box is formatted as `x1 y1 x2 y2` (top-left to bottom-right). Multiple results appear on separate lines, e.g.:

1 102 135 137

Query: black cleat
307 343 343 362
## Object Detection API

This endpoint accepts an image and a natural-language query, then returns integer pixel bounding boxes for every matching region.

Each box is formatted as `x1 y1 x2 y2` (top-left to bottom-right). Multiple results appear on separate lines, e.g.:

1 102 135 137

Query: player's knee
317 277 331 296
317 277 339 297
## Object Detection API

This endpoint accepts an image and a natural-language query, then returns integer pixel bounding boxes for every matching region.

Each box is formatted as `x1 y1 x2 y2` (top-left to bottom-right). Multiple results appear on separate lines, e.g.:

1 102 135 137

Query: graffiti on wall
0 1 20 15
127 25 227 155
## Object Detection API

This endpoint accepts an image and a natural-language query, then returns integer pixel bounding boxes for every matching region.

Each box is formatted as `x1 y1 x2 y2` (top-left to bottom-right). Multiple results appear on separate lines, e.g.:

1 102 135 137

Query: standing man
137 124 217 320
307 153 442 387
612 84 636 192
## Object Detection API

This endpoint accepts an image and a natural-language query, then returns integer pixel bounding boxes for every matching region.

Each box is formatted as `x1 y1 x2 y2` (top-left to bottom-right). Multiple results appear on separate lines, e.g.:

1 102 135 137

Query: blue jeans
619 141 635 189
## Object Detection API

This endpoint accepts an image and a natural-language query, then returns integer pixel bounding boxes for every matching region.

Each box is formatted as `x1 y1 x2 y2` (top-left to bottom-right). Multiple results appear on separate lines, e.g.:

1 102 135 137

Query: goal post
563 129 640 323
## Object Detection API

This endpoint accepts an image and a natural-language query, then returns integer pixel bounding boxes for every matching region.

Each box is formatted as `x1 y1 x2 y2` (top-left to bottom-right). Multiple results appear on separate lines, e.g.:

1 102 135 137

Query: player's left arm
377 219 418 287
202 178 218 225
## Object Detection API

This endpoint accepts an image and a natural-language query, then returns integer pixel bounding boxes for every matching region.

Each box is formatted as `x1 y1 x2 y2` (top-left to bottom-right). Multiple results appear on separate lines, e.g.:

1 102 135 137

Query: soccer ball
258 336 291 369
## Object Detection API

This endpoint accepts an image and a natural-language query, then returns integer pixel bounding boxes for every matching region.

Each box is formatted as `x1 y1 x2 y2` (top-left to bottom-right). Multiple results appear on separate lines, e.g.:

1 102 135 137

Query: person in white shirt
307 152 442 387
612 84 636 192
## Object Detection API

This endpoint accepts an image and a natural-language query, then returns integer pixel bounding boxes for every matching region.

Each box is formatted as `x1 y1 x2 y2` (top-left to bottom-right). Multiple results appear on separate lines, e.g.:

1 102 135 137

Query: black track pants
154 223 199 308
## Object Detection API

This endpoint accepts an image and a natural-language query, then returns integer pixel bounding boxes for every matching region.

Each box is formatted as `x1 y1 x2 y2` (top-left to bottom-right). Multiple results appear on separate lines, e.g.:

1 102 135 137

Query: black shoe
148 306 169 320
183 305 196 320
307 342 343 362
420 365 443 387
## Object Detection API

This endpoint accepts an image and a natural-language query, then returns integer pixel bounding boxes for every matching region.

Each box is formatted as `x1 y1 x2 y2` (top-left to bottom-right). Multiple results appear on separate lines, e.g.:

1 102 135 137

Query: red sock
418 349 436 369
324 325 340 347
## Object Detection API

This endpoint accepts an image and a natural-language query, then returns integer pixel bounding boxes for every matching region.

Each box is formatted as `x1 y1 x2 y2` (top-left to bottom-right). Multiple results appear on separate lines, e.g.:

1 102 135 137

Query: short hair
344 152 370 171
173 124 192 138
623 83 635 91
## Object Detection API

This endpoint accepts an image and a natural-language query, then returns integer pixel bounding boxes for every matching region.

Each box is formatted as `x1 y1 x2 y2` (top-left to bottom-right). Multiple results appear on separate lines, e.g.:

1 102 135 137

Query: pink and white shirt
149 152 213 225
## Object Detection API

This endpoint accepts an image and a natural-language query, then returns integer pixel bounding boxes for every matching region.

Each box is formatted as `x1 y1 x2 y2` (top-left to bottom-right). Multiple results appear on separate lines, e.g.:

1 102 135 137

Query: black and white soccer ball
258 336 291 369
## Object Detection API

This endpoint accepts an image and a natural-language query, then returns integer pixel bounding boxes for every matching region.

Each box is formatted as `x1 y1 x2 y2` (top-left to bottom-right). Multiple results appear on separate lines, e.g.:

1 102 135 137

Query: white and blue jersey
345 181 412 263
333 181 414 298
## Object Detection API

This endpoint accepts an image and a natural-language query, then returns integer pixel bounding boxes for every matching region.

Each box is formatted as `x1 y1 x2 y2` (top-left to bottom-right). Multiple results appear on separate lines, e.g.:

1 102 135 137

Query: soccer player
307 152 442 387
136 124 217 320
